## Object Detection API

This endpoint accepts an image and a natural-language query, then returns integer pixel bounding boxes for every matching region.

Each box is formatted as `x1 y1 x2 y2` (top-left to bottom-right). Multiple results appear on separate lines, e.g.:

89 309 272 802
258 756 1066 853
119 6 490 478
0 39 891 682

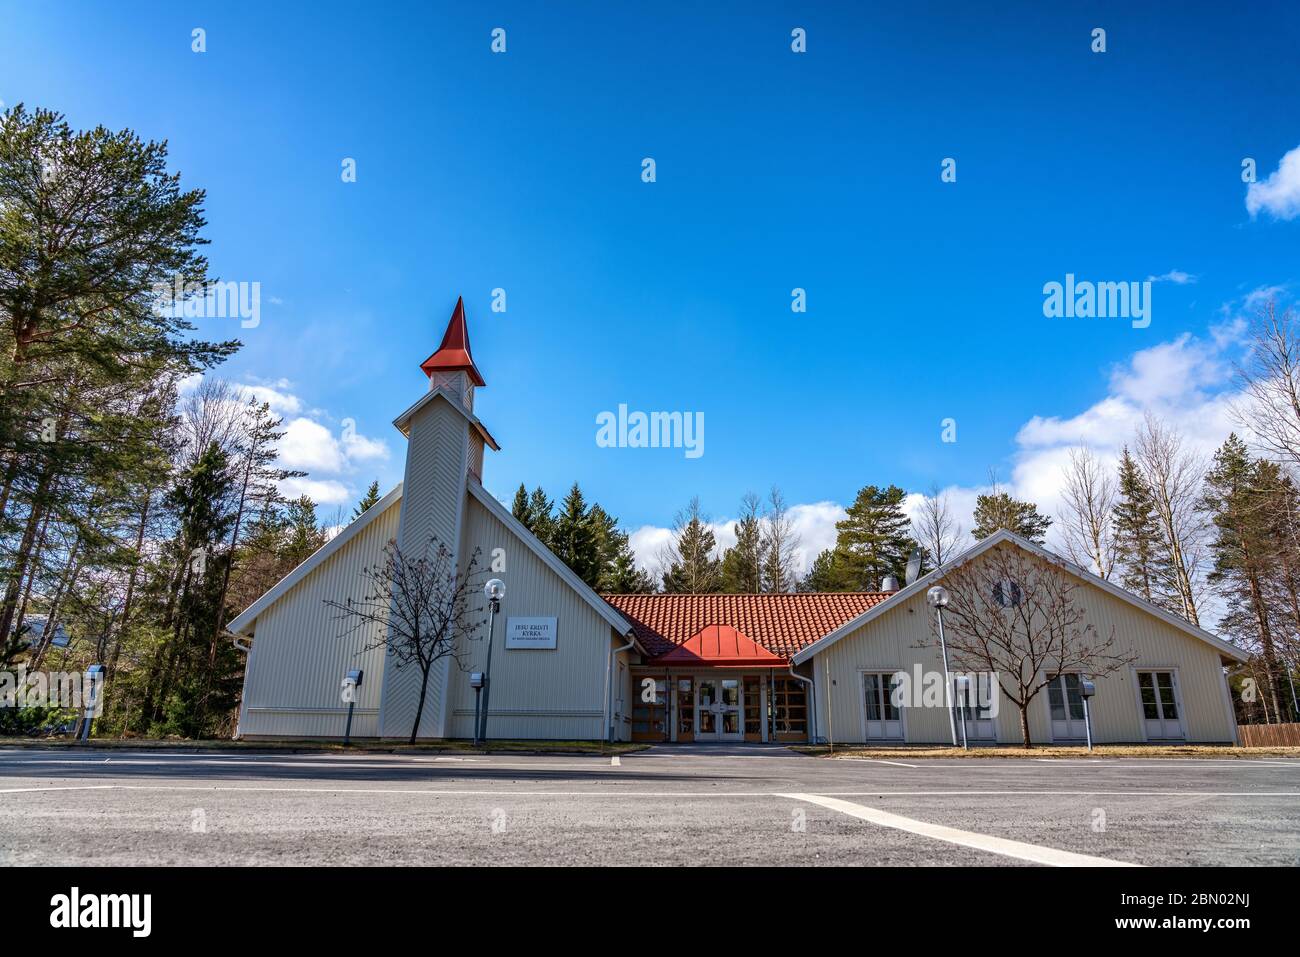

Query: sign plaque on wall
505 616 558 650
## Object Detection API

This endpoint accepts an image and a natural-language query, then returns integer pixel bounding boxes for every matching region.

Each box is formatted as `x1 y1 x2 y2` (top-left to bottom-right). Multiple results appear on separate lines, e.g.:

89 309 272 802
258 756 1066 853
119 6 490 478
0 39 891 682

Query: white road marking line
0 758 616 773
1 784 1295 798
779 792 1138 867
856 758 919 768
611 756 621 766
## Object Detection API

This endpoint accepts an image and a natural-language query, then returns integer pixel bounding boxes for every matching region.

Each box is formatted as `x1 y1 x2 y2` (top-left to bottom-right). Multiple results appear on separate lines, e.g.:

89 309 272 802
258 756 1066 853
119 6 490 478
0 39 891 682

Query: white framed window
1046 673 1088 740
1137 670 1184 740
992 578 1023 608
954 672 997 740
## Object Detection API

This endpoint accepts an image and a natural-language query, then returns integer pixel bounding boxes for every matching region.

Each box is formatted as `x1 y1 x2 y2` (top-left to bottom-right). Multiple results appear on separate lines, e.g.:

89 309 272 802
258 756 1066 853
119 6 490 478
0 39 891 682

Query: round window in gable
992 578 1023 608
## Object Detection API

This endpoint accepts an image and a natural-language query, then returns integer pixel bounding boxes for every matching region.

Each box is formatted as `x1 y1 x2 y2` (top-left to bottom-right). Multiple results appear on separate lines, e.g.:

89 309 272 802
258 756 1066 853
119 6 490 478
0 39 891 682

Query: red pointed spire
420 296 485 386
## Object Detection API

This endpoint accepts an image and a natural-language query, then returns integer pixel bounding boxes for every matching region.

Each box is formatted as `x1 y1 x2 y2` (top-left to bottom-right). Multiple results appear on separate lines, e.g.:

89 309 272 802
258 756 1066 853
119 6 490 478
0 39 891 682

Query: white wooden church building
229 300 1245 745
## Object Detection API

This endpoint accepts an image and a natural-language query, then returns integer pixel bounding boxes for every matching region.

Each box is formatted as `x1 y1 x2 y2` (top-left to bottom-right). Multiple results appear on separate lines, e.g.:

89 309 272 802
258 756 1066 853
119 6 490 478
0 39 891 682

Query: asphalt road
1 745 1297 866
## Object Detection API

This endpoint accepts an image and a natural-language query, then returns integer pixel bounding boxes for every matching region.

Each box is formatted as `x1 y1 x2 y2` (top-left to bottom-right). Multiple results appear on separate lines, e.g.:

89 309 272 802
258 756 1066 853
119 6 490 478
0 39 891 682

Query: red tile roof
602 593 892 661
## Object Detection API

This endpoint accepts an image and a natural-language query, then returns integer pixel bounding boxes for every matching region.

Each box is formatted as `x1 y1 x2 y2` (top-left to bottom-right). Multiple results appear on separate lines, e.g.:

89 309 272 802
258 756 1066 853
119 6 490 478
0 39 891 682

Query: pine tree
510 483 532 528
604 548 656 593
213 400 300 641
832 484 916 590
281 495 326 569
721 493 764 593
1202 435 1289 719
800 548 849 591
589 504 653 592
551 483 599 585
353 480 382 519
1112 447 1176 609
662 497 722 593
141 441 237 734
527 486 555 547
971 491 1052 543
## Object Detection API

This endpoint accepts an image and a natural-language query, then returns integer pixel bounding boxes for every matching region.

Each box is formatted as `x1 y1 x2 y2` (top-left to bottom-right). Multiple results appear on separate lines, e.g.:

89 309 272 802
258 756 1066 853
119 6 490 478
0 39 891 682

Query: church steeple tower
420 296 485 409
380 294 496 740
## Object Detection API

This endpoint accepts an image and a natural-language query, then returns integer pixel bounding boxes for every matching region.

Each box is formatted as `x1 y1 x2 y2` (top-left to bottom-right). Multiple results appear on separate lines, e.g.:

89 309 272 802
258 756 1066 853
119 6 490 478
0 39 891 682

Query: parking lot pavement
0 746 1296 866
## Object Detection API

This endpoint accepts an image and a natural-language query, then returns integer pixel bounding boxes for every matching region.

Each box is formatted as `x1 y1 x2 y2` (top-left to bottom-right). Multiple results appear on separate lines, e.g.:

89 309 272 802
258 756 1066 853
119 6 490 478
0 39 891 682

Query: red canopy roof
420 296 486 386
651 623 788 668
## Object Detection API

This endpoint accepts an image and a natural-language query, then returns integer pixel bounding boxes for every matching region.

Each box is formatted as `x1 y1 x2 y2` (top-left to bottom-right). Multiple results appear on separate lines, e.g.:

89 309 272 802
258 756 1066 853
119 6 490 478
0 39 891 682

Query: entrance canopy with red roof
651 623 786 668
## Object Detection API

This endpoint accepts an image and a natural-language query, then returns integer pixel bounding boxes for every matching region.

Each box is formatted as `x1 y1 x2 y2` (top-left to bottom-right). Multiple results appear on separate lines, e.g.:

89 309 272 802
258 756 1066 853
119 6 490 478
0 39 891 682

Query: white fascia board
392 386 500 450
466 481 641 647
792 529 1246 665
226 483 404 636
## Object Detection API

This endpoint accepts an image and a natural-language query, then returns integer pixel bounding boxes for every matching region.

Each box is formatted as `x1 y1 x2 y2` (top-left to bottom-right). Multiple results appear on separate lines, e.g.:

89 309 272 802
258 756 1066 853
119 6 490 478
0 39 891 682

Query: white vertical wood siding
442 495 619 740
814 549 1238 745
238 497 401 738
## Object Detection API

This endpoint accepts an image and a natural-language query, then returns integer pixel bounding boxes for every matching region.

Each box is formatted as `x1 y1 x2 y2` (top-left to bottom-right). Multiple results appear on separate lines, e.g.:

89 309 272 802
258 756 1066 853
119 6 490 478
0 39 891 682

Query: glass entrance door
695 677 743 740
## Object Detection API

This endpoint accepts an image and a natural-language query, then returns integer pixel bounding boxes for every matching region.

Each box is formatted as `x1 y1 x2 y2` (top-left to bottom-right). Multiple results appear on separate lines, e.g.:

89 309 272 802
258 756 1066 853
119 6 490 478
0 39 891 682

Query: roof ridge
601 591 890 598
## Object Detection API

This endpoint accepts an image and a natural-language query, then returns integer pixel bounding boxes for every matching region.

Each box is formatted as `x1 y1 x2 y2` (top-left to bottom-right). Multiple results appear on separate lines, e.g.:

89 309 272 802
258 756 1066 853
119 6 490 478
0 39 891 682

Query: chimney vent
881 575 900 594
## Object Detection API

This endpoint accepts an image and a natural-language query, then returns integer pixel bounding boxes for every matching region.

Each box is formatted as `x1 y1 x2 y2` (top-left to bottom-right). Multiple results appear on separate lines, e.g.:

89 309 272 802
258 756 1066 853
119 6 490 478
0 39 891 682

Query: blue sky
3 1 1299 573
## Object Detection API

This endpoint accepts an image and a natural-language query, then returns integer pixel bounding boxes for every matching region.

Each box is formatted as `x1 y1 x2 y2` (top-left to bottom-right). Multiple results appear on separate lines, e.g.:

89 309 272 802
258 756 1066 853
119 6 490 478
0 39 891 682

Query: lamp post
80 665 105 742
478 579 505 743
340 669 363 746
927 585 959 747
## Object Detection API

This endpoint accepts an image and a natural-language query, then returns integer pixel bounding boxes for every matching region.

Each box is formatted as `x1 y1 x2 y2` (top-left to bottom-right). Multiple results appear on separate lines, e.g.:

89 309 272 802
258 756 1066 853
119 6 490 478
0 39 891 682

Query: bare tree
324 537 486 743
912 484 964 568
1133 413 1206 625
761 486 800 593
925 543 1135 747
1058 446 1116 580
1236 300 1300 468
177 377 247 470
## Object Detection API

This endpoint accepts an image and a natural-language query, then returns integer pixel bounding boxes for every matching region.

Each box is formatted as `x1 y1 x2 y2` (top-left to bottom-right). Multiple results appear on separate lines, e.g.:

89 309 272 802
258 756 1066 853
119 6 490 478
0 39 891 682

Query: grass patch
0 736 649 756
792 744 1300 759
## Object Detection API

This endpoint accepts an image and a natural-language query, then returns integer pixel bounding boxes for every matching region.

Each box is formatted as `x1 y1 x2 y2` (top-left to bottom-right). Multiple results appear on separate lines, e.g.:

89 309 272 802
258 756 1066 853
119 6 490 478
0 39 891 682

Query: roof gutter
604 633 637 743
223 629 251 654
787 661 820 745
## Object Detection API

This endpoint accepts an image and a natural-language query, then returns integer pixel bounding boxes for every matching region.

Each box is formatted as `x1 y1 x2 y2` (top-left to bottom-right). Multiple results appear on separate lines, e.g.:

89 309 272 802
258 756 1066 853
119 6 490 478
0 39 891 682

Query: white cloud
1246 144 1300 220
239 382 302 415
1242 284 1287 311
279 476 351 505
1147 269 1197 285
343 430 390 462
279 417 345 472
784 501 846 574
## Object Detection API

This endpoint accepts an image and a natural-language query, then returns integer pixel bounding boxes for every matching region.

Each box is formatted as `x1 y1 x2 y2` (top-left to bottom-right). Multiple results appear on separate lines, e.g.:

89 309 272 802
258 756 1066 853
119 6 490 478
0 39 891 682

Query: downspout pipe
605 634 636 743
787 661 820 744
